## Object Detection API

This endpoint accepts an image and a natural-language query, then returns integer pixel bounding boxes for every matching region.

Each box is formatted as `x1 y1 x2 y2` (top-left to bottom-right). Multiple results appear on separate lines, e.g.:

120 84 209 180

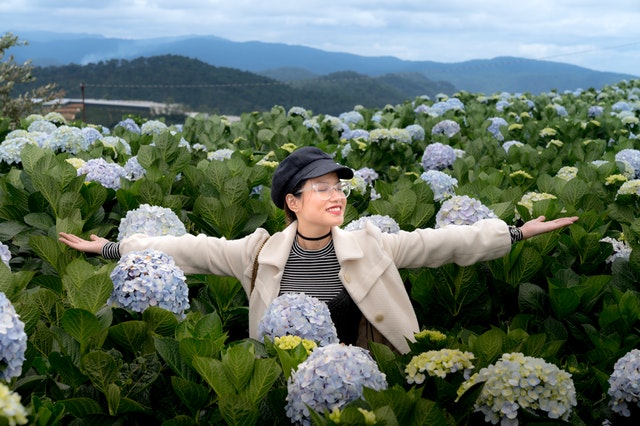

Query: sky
2 0 639 76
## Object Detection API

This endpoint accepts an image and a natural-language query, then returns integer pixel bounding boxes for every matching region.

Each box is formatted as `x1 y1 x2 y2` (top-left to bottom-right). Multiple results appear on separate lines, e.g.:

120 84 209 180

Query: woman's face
287 172 347 229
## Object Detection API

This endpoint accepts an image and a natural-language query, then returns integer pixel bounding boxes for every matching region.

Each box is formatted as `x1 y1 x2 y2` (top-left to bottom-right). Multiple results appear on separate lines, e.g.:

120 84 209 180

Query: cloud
1 0 638 75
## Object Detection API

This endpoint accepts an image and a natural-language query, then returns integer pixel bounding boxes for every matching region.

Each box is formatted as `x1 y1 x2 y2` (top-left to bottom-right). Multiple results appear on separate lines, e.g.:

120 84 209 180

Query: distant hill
18 55 454 116
9 31 637 95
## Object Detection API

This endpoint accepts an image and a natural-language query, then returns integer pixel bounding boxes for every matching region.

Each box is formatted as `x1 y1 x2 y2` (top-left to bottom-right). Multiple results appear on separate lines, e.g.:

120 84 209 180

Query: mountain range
10 31 638 95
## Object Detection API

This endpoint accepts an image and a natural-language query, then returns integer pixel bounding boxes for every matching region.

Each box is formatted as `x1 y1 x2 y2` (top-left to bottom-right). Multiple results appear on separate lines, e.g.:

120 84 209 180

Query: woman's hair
284 180 306 224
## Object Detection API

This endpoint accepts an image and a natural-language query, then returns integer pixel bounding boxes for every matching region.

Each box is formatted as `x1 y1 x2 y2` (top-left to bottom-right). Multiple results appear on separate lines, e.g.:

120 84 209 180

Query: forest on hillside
16 55 456 116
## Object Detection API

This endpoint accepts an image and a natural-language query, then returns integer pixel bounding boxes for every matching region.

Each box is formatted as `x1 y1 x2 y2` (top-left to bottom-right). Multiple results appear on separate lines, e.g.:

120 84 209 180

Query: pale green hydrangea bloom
0 382 28 425
546 139 563 148
556 166 578 181
509 170 534 180
516 192 557 218
414 329 447 343
274 335 317 354
65 158 86 170
605 174 628 186
616 179 640 198
405 349 475 383
539 127 557 137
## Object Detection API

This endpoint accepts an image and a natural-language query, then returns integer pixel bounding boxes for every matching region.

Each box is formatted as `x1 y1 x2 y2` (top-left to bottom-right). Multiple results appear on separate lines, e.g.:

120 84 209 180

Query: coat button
343 273 351 283
374 314 384 322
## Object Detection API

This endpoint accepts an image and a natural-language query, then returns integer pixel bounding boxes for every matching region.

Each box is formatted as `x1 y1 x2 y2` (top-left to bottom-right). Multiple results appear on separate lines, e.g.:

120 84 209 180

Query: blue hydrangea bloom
46 125 89 154
435 195 497 227
608 348 640 417
342 128 370 141
339 111 364 126
27 119 57 134
420 170 458 202
414 98 465 117
431 120 461 138
257 293 338 346
495 100 511 112
502 140 524 152
344 214 400 233
77 158 128 190
124 156 146 181
98 136 132 156
405 124 425 142
0 292 28 381
288 106 309 118
115 118 141 134
354 167 378 185
117 204 187 241
207 148 234 161
612 101 632 112
421 142 456 171
552 104 568 117
615 149 640 178
109 249 190 317
1 243 11 269
81 126 105 145
487 117 508 141
286 343 387 426
0 137 35 165
140 120 168 135
588 105 604 118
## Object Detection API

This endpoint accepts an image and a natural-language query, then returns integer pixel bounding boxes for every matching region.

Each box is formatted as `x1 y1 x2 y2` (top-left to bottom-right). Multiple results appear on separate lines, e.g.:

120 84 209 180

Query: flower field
2 79 640 424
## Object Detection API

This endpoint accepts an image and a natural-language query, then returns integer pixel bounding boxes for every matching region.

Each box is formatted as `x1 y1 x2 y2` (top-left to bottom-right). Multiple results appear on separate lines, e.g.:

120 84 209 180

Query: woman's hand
58 232 109 254
519 215 579 240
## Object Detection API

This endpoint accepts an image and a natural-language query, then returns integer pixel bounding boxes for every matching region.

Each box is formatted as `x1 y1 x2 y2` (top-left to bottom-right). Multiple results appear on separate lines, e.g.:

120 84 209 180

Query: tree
0 32 63 128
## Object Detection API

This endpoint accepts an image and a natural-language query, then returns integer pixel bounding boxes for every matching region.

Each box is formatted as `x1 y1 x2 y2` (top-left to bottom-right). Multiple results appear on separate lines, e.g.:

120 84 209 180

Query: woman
59 146 578 353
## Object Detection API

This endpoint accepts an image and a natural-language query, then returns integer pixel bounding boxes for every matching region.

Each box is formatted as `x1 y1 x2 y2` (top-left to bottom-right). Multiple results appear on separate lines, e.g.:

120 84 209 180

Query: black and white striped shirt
279 239 344 302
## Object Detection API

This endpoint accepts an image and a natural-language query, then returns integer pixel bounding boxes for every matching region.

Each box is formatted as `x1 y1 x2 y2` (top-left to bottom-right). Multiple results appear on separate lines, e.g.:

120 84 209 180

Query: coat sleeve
118 229 270 278
378 218 511 269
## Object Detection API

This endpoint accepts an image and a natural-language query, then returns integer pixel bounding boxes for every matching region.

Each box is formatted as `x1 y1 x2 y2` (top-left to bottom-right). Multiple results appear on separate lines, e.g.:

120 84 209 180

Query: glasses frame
294 181 352 200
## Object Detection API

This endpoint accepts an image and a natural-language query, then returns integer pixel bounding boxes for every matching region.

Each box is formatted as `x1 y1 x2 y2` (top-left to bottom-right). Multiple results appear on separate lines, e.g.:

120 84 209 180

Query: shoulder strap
250 237 270 294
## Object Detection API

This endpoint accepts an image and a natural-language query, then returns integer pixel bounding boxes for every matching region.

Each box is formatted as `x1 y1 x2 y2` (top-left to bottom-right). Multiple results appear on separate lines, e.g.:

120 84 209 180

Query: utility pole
80 82 86 122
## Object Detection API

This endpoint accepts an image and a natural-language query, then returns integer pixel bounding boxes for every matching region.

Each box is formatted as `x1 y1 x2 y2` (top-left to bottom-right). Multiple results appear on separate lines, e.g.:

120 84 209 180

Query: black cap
271 146 354 209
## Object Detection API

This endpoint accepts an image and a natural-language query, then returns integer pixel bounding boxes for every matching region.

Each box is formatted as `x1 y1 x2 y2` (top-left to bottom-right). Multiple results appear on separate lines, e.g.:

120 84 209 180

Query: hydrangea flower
257 293 339 346
435 195 497 227
43 111 67 124
608 348 640 417
388 128 412 144
46 125 89 154
0 382 28 425
431 119 461 138
207 148 234 161
0 137 36 165
615 149 640 177
0 243 10 269
117 204 187 241
617 179 640 198
414 329 447 343
420 170 458 202
502 140 524 152
588 105 604 118
339 111 364 126
344 214 401 234
115 118 141 134
612 101 632 112
286 343 387 426
274 335 317 355
97 136 132 156
124 156 146 181
109 249 190 317
77 158 128 190
27 119 57 134
303 118 320 132
354 167 379 185
487 117 508 141
457 353 577 425
0 292 28 381
556 166 578 181
342 128 370 142
322 115 349 133
81 126 105 145
600 235 632 263
405 124 425 142
140 120 168 135
288 106 309 118
552 104 568 117
405 349 475 383
415 98 465 117
516 192 558 218
422 142 457 171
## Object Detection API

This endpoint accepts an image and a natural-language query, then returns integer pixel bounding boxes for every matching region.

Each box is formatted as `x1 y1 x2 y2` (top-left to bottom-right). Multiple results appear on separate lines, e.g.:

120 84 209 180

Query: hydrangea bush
0 293 27 381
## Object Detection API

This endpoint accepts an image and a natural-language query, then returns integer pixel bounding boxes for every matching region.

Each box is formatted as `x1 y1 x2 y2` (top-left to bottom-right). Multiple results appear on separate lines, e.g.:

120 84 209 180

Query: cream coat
119 218 511 353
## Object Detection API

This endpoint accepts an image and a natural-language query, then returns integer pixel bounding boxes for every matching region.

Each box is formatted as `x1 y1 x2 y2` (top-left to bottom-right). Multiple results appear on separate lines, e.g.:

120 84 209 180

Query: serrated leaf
472 328 505 367
81 351 120 393
154 337 198 381
179 337 226 365
143 306 179 337
548 283 580 319
23 212 55 230
108 321 149 354
106 383 121 416
171 376 211 415
49 351 87 390
390 189 417 225
61 308 103 350
243 358 281 404
62 259 113 313
191 356 235 396
29 234 61 272
59 397 104 418
221 344 255 392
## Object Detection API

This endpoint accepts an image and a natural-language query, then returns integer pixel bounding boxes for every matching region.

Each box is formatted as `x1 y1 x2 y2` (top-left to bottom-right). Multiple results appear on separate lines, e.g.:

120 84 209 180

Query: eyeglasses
295 181 352 200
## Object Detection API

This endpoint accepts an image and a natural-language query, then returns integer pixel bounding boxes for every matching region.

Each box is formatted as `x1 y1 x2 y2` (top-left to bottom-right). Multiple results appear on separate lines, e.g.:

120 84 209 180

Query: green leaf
192 356 235 396
471 328 506 368
59 397 104 418
61 308 104 351
179 336 226 364
221 344 255 392
548 283 580 319
106 383 121 416
81 351 120 393
518 283 548 316
108 321 150 354
143 306 179 337
29 235 61 272
48 352 87 390
154 337 199 381
23 212 55 231
171 376 211 415
218 394 259 426
62 259 113 313
243 358 281 404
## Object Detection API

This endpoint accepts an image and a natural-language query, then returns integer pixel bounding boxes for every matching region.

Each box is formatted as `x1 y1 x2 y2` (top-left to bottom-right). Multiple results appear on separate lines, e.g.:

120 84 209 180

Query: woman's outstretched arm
519 215 579 240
